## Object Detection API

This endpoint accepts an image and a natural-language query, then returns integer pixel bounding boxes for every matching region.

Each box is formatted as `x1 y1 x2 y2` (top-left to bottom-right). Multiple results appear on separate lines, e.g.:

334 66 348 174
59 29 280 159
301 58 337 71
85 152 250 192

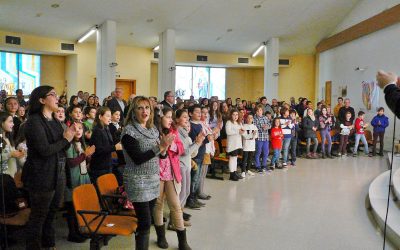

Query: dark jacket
384 84 400 119
107 98 127 120
160 100 175 110
22 113 70 191
302 116 318 138
371 114 389 133
338 106 355 123
89 124 116 171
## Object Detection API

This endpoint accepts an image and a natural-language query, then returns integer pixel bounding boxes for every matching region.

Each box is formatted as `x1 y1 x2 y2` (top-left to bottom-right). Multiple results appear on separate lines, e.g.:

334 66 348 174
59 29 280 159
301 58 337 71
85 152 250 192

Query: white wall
319 0 400 150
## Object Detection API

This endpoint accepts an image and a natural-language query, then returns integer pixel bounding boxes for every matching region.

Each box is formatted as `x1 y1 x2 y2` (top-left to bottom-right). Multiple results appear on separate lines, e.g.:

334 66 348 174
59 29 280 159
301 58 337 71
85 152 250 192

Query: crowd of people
0 76 396 250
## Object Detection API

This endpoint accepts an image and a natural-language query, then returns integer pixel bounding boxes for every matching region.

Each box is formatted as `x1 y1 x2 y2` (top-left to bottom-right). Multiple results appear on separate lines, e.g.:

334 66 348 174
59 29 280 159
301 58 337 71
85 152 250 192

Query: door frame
94 78 136 96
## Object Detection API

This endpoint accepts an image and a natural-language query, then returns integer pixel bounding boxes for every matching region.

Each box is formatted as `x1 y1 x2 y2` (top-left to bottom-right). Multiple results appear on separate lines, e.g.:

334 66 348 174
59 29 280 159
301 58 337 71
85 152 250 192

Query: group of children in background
222 104 390 181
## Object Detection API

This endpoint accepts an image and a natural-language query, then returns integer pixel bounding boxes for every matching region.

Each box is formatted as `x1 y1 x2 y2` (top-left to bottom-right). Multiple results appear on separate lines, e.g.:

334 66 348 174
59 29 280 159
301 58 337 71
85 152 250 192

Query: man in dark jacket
160 90 176 110
377 70 400 119
107 87 127 121
338 98 355 123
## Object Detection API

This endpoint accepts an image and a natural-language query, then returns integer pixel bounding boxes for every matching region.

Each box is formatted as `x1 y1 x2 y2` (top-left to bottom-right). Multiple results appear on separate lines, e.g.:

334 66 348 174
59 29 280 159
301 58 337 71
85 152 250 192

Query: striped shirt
254 115 271 141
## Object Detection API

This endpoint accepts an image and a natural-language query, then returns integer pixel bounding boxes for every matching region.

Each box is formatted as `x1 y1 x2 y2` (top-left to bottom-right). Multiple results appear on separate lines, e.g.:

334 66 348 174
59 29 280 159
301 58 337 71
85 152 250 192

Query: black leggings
242 151 254 172
133 199 157 232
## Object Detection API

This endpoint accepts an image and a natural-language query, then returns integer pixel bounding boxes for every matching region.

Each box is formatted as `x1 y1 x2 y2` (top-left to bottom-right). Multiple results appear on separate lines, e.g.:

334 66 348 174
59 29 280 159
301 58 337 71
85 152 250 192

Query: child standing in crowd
370 107 389 156
270 118 284 169
199 106 214 199
225 109 244 181
353 111 369 157
153 107 191 250
89 107 122 181
339 112 353 156
55 105 67 128
289 110 299 166
0 112 25 178
188 104 209 209
254 105 271 173
319 106 334 159
176 109 203 224
280 107 293 167
66 105 83 126
303 108 319 159
64 122 95 243
242 114 257 177
109 109 125 185
83 106 96 141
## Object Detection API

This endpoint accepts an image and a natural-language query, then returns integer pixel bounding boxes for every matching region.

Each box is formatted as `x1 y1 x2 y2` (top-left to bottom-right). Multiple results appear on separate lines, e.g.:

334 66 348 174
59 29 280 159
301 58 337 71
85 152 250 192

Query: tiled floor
7 155 396 250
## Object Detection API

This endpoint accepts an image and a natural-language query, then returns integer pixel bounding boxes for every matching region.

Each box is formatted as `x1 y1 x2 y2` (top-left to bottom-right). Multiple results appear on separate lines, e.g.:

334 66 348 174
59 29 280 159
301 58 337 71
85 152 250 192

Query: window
175 66 225 99
0 51 41 95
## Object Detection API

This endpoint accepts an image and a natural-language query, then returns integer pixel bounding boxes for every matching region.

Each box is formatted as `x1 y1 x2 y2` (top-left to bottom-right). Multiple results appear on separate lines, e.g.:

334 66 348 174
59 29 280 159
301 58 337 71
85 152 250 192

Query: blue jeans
271 149 281 165
282 138 291 163
306 138 318 154
255 140 269 169
353 134 369 154
191 158 203 194
320 129 332 155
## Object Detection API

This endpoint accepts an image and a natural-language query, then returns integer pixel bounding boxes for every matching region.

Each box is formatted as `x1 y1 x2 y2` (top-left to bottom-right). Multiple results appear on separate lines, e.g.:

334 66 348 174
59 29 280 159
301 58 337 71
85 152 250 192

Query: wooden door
325 81 332 106
93 79 136 101
116 79 136 101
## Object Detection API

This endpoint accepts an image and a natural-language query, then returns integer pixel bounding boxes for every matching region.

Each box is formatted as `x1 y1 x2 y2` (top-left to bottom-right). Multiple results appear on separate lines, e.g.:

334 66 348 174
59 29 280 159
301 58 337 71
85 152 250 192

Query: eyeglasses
46 92 58 99
137 106 151 111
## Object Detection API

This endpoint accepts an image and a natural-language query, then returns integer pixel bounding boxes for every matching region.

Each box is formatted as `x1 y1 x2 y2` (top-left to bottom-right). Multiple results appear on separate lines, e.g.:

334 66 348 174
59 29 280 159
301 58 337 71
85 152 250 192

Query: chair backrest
365 129 372 141
97 173 119 196
214 141 221 155
316 131 322 144
73 184 101 226
221 139 227 153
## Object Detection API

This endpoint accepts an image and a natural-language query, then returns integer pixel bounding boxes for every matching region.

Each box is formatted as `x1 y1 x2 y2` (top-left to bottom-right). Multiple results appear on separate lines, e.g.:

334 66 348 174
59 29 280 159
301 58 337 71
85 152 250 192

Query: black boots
155 224 169 249
135 230 150 250
229 172 239 181
177 229 192 250
64 202 86 243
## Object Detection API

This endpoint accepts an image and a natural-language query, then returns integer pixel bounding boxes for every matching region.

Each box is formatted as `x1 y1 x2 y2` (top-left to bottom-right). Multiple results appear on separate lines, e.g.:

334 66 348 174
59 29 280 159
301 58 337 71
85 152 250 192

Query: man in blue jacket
370 107 389 156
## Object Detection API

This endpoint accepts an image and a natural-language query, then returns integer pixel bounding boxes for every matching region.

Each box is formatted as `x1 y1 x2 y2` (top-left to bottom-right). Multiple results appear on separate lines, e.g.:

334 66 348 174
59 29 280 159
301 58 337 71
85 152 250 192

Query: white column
157 29 176 99
96 20 117 100
264 37 279 100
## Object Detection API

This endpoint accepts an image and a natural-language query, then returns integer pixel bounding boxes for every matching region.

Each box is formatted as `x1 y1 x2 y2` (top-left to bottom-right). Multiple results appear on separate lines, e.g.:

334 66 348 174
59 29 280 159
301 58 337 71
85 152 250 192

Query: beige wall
278 55 316 102
0 29 315 101
40 55 65 95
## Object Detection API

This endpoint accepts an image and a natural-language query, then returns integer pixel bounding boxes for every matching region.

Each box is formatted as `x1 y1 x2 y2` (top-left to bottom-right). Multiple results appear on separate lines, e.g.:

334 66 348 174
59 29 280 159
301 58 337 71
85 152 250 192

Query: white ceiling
0 0 359 55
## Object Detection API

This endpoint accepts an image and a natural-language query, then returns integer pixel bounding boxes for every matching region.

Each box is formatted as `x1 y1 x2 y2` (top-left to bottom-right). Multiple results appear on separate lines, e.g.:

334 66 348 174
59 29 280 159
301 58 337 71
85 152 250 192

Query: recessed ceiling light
35 13 43 17
129 32 134 36
51 3 60 8
216 37 222 41
254 4 262 9
146 18 154 23
227 28 233 32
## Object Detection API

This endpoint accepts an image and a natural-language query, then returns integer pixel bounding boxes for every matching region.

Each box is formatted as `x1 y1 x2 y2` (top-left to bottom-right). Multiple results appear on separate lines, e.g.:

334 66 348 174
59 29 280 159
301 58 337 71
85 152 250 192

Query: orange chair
364 130 374 146
73 184 137 250
96 174 136 217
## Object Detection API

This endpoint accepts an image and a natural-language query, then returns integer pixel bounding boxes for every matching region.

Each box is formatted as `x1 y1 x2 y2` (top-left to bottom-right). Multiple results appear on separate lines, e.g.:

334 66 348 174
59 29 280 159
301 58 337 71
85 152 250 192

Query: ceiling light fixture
254 4 262 9
146 18 154 23
153 45 159 51
227 28 233 32
51 3 60 8
251 42 267 57
77 26 98 43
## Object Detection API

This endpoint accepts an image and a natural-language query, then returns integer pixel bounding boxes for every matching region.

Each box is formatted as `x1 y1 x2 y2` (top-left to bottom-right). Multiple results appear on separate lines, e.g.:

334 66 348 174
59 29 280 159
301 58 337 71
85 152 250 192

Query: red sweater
270 127 283 149
354 118 365 134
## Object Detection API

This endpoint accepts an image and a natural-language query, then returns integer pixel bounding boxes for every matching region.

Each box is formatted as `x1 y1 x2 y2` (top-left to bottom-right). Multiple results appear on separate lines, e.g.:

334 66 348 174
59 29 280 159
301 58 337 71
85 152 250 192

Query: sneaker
353 153 357 157
241 172 246 178
282 162 288 167
338 153 342 157
247 170 255 176
257 169 263 174
291 162 296 167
